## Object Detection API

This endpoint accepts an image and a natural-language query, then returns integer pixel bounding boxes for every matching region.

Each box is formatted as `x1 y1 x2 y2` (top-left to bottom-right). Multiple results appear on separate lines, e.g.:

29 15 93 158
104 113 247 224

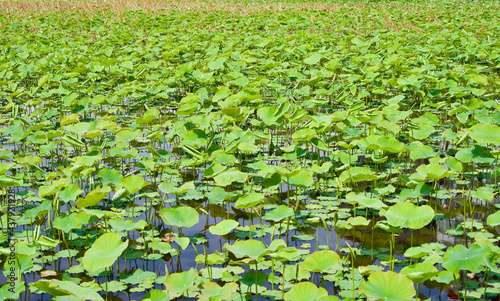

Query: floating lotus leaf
120 269 157 284
359 271 415 301
200 282 238 300
159 206 199 228
384 203 434 229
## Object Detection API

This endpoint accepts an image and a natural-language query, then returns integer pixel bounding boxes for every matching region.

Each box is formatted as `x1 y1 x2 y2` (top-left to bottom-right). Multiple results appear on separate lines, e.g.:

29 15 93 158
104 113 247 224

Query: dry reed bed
0 1 497 36
0 0 455 17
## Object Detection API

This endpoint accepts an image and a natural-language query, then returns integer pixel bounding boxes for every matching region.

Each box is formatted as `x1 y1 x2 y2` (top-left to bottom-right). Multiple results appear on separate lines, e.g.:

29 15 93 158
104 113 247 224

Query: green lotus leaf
235 192 264 209
182 129 207 148
120 269 157 284
109 217 148 231
455 145 494 164
0 281 25 300
286 169 314 187
302 250 341 274
410 144 434 161
204 162 226 178
53 213 82 233
384 202 434 229
471 187 495 202
432 270 456 284
159 181 194 195
359 271 415 301
151 241 173 254
442 243 489 274
175 236 190 250
339 167 376 184
347 216 370 226
75 186 111 208
310 161 332 174
105 281 127 293
345 192 386 209
178 102 200 116
136 108 160 124
143 289 169 301
209 219 239 236
377 136 405 153
97 168 123 186
284 282 328 301
444 157 463 172
469 123 500 145
292 128 316 141
238 142 259 152
206 187 236 204
214 169 247 186
44 279 104 301
304 53 322 65
17 155 43 166
223 239 269 260
257 106 281 126
310 138 330 152
119 175 146 194
212 86 231 102
36 236 59 248
0 175 23 188
400 263 438 283
264 205 294 222
115 129 140 142
164 268 198 295
0 163 14 175
411 123 435 140
415 163 453 180
159 205 199 228
59 184 83 203
82 233 128 272
487 210 500 226
200 282 238 300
